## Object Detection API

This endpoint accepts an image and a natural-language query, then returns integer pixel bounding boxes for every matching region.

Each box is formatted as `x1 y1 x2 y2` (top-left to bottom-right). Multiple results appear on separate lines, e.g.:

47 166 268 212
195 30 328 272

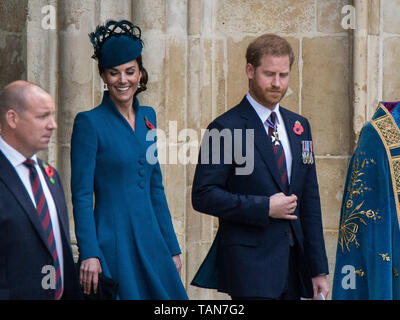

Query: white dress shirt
0 135 64 291
246 92 293 183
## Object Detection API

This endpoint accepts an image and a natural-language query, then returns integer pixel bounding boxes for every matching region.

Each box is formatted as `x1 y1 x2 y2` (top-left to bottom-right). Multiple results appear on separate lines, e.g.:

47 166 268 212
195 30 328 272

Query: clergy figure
333 101 400 300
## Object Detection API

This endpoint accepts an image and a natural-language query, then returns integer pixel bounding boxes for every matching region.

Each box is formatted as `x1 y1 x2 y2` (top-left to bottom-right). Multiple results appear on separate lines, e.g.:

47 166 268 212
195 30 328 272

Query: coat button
138 158 145 165
138 169 145 177
138 181 145 189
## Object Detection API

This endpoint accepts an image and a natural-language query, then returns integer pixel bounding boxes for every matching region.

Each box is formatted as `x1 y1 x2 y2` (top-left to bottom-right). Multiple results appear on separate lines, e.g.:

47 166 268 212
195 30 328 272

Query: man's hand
269 192 298 220
312 274 329 300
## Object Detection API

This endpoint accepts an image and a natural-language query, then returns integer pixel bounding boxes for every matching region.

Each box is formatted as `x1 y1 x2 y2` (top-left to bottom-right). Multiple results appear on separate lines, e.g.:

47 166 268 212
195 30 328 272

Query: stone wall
1 0 400 300
0 0 27 89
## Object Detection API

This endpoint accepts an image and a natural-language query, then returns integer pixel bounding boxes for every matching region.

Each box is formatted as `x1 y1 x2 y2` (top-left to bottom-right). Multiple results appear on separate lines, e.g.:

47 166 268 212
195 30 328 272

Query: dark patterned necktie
267 114 294 246
23 159 62 299
267 112 289 193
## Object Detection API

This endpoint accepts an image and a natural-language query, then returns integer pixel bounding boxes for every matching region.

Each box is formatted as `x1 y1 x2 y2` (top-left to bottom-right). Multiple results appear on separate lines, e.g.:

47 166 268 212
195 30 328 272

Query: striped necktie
267 114 294 246
267 112 289 193
23 159 62 300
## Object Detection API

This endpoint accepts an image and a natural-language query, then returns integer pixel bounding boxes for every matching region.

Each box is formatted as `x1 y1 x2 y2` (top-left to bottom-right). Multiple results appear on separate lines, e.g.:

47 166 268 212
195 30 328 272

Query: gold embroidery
355 269 366 277
374 115 400 148
378 253 391 262
391 156 400 193
371 105 400 233
393 267 399 277
338 156 381 253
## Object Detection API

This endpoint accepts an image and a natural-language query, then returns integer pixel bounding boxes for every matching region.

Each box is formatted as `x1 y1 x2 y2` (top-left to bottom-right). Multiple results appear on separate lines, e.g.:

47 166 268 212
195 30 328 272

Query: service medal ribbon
302 140 314 164
265 118 276 130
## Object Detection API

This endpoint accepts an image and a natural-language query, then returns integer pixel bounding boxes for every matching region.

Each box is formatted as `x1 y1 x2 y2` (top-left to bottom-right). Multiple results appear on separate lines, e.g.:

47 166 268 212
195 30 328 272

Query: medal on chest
271 130 280 146
266 117 281 146
302 140 314 164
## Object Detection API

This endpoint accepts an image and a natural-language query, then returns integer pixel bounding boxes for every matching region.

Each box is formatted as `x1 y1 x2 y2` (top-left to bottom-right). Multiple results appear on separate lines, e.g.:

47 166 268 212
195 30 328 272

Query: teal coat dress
71 92 188 300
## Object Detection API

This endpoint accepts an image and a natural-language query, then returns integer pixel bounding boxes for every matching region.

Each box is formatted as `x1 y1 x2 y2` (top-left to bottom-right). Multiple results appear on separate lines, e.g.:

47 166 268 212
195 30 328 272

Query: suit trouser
231 245 301 300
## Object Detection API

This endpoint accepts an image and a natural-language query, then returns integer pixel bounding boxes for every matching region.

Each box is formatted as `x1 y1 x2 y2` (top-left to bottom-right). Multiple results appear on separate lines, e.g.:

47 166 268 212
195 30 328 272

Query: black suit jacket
191 97 329 298
0 151 82 299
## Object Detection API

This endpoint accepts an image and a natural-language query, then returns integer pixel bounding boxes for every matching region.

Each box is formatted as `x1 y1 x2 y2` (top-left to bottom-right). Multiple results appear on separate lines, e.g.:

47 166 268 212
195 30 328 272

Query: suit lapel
238 98 287 192
38 160 70 244
280 107 302 192
0 151 53 255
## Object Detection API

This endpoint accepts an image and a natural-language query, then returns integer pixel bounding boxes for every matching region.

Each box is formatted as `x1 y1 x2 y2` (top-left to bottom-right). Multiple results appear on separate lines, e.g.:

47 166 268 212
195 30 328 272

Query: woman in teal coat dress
70 20 188 300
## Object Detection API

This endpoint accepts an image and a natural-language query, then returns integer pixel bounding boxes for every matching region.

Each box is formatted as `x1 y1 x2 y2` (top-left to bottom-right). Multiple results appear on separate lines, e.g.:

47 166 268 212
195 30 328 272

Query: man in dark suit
191 34 329 300
0 81 82 299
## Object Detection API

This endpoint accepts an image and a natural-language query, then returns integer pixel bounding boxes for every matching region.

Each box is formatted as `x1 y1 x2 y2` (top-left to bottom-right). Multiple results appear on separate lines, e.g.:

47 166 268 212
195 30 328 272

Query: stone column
57 0 96 249
366 0 380 120
382 0 400 102
26 0 58 164
186 0 228 300
132 0 167 135
98 0 132 22
353 0 368 140
164 0 188 287
94 0 133 106
0 0 27 89
132 0 191 292
0 0 27 135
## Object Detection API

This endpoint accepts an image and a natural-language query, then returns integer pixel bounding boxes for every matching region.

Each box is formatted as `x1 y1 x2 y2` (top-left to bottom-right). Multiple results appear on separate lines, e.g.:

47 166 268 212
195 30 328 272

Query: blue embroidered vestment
332 102 400 300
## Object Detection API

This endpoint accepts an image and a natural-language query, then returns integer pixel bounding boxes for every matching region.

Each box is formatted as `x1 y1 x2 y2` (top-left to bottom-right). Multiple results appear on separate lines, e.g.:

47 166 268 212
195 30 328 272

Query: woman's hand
172 255 183 276
80 257 102 295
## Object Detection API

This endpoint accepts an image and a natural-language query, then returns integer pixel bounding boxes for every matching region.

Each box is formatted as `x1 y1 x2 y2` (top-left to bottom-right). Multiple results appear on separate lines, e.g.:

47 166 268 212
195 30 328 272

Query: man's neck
247 92 279 111
0 133 34 159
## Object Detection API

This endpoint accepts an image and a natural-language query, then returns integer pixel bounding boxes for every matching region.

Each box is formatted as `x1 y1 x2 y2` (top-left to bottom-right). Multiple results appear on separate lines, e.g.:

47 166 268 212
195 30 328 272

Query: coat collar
101 91 150 147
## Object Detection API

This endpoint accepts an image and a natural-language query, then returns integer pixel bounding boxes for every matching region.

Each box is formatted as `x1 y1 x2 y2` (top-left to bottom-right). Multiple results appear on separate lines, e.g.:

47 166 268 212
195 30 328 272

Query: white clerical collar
0 135 37 167
246 92 280 125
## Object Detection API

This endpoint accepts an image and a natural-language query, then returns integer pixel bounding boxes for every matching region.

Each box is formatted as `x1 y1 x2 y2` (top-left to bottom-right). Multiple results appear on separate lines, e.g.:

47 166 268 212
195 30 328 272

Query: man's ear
5 109 19 129
245 63 255 80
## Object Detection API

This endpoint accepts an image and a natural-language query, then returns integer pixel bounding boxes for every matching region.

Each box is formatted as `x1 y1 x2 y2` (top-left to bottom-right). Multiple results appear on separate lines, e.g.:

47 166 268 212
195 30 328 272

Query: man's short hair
246 34 295 69
0 82 31 122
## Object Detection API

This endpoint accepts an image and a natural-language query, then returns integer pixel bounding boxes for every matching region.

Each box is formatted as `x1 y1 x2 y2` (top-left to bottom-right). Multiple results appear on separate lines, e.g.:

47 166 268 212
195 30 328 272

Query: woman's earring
103 83 108 90
137 83 141 89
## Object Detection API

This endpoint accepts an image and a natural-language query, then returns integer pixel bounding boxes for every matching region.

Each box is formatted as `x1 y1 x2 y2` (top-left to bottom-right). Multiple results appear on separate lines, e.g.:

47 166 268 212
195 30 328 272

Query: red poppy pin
144 116 155 130
293 121 304 135
43 162 55 184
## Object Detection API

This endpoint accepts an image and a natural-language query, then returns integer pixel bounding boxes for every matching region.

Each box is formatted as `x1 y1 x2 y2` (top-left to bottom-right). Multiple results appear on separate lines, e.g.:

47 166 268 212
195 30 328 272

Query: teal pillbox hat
99 35 142 69
89 20 143 69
